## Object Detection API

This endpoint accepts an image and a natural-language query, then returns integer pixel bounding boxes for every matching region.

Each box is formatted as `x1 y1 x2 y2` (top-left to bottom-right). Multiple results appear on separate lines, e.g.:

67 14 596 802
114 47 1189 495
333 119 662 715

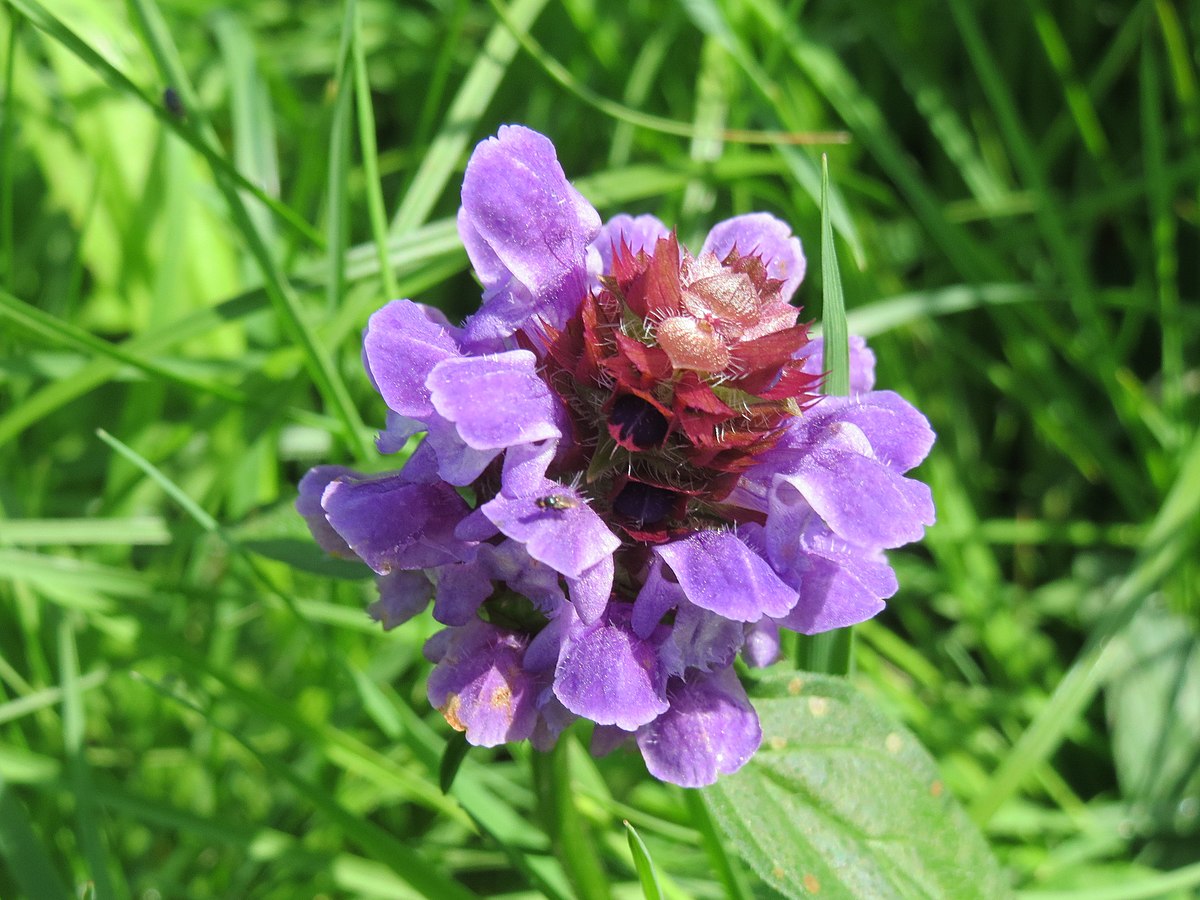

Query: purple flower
298 125 935 786
425 621 541 746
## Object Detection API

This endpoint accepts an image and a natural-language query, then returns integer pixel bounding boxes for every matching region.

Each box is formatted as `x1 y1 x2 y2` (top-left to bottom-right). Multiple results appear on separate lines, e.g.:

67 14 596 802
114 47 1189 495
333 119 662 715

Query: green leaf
704 672 1011 899
1106 600 1200 840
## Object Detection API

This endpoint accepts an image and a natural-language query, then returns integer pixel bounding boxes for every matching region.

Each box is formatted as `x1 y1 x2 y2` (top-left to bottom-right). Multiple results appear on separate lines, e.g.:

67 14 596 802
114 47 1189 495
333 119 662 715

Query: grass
1 0 1198 896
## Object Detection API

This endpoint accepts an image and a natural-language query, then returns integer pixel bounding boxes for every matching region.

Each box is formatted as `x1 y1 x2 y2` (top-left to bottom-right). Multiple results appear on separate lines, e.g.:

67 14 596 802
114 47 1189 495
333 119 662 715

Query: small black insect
163 87 185 118
534 494 580 511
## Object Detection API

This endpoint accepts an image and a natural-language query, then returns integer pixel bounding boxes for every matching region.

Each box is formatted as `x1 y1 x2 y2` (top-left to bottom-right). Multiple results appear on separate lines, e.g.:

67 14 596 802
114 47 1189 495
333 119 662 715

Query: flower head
298 125 935 787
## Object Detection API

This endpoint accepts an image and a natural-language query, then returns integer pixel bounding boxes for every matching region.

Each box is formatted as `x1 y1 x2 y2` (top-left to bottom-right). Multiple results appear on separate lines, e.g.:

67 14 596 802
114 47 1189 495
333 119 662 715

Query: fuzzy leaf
704 673 1010 899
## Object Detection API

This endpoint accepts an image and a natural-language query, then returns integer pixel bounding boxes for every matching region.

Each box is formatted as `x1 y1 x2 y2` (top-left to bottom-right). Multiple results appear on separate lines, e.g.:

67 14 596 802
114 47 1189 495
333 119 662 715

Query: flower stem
796 628 854 675
531 741 611 900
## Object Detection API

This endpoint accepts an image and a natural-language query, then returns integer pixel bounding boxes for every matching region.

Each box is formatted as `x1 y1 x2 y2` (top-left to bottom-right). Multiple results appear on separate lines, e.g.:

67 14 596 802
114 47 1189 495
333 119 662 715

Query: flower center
530 232 820 542
612 481 679 526
609 394 670 449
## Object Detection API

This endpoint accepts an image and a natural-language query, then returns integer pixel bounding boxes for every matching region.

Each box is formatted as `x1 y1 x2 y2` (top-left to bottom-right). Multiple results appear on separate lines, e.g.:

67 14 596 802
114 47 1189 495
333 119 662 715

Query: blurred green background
1 0 1198 896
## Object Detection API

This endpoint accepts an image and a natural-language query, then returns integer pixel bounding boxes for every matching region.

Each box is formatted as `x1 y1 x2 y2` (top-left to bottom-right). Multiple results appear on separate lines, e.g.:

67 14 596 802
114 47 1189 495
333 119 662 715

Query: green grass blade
0 288 249 404
124 0 372 461
211 10 282 249
818 156 849 397
390 0 551 236
690 791 751 900
624 820 664 900
95 429 220 533
486 0 847 147
752 0 1004 282
139 672 479 900
7 0 369 458
439 731 471 795
1140 27 1183 434
944 0 1106 342
838 283 1041 338
325 0 356 317
531 744 610 900
0 775 70 900
59 616 122 900
796 156 852 675
0 517 171 546
608 21 675 167
972 427 1200 824
0 9 19 290
351 3 398 300
1020 857 1200 900
5 0 321 249
679 0 865 262
1154 0 1200 140
0 669 108 727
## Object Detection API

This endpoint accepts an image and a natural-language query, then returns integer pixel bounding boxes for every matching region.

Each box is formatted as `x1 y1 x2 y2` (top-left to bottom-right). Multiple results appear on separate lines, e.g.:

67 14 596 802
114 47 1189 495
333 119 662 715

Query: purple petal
482 540 567 612
461 281 538 354
322 475 471 574
701 213 806 302
424 417 499 486
455 507 500 542
631 556 688 638
296 465 358 557
393 437 443 484
456 206 511 290
796 335 877 394
591 724 633 757
523 614 567 674
432 560 495 626
423 628 453 664
742 620 781 667
554 609 668 730
427 622 539 747
589 213 671 275
531 691 577 751
460 125 599 333
567 555 613 624
781 434 934 548
499 439 557 497
363 300 461 418
766 487 896 633
800 392 935 473
775 543 894 634
654 530 797 623
368 570 433 629
376 411 424 455
660 603 746 677
427 350 563 450
635 667 762 787
481 479 620 579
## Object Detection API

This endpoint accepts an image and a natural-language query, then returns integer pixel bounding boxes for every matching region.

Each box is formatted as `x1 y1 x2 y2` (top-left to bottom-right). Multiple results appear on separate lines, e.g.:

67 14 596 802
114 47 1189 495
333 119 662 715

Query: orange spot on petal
490 684 513 712
440 695 466 732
